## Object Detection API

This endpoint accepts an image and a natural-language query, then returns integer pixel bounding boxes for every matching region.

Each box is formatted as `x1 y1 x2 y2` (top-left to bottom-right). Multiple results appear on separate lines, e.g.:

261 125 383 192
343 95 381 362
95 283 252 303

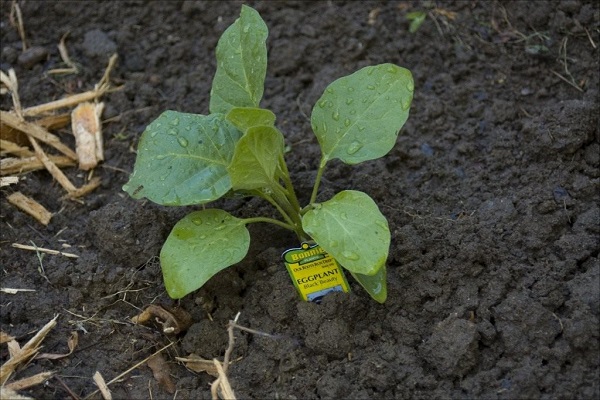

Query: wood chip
71 102 104 170
0 176 19 187
7 191 52 225
93 371 112 400
4 371 53 391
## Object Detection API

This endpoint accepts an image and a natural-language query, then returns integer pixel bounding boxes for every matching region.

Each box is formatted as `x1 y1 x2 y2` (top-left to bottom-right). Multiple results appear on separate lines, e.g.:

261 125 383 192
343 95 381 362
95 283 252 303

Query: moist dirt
1 1 599 399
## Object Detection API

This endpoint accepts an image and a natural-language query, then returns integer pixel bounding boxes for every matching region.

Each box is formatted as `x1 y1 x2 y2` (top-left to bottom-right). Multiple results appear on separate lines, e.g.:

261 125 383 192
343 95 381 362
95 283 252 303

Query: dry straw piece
6 191 52 225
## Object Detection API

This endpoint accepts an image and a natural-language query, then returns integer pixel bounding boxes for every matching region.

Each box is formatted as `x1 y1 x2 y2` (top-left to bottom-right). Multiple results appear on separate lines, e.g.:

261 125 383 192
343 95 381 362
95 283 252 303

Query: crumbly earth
1 1 598 399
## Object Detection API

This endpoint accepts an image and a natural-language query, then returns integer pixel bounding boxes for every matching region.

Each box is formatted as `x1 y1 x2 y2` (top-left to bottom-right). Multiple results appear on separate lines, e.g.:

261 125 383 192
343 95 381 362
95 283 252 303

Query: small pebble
17 46 48 69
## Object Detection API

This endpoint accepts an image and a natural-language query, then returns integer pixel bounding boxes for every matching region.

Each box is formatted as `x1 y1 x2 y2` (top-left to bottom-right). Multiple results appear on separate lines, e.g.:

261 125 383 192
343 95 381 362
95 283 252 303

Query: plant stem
278 153 302 214
309 157 328 206
259 191 296 228
242 216 296 232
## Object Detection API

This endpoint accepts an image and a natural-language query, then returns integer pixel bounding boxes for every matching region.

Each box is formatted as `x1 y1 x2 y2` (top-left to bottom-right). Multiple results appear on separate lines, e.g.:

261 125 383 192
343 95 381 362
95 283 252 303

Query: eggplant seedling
123 5 413 303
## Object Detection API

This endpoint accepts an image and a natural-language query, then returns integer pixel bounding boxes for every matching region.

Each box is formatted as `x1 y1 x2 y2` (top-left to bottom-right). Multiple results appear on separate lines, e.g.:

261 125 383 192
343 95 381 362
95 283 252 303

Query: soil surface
1 1 599 399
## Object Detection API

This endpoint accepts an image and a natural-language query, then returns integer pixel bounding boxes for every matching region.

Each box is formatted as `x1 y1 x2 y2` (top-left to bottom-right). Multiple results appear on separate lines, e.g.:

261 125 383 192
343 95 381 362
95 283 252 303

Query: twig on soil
53 374 81 400
553 36 584 92
4 371 54 392
210 312 240 400
82 342 175 400
7 192 52 225
9 1 28 52
12 242 79 258
550 70 583 92
48 32 79 75
0 288 35 294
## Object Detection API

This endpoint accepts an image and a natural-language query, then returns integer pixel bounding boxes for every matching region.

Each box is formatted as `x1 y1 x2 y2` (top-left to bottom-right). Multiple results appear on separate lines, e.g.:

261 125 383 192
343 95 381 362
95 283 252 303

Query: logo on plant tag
283 242 350 303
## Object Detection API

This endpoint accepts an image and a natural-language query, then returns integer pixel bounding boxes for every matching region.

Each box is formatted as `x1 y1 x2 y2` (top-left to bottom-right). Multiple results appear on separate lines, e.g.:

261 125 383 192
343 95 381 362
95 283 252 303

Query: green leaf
160 209 250 299
123 111 241 206
302 190 390 275
226 107 276 133
210 5 268 115
227 125 284 191
351 266 387 303
311 63 414 165
406 11 427 33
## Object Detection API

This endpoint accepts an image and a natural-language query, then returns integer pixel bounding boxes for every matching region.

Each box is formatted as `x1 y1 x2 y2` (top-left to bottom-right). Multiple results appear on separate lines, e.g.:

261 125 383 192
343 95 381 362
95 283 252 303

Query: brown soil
1 1 598 399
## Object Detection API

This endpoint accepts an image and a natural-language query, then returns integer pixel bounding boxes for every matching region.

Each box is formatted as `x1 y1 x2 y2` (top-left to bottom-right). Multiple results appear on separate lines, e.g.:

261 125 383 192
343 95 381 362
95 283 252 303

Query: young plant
123 5 413 303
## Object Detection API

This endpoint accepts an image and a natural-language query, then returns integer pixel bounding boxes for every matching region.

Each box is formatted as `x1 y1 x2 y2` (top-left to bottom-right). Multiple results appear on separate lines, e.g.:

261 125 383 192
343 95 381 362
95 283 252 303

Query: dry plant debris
0 315 58 397
146 353 176 394
1 53 118 226
131 304 193 335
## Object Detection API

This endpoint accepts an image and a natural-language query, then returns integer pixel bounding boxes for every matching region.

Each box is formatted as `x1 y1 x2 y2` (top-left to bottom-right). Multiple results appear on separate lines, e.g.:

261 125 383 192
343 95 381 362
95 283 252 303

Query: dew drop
387 66 397 73
344 118 351 127
358 126 366 132
156 154 167 160
199 234 207 239
342 251 360 261
367 68 374 76
191 217 203 225
321 122 328 133
177 137 189 147
318 99 327 108
347 87 355 92
170 117 180 126
242 25 250 33
340 212 348 220
168 129 177 136
215 225 226 231
326 87 334 94
347 141 363 155
332 111 340 121
367 85 375 90
150 130 158 138
401 97 411 111
349 110 356 115
345 98 354 105
407 80 414 92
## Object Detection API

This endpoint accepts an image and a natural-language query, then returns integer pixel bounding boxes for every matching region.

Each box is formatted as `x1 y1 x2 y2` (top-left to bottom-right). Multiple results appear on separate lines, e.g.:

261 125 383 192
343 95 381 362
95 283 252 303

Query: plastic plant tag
283 242 350 303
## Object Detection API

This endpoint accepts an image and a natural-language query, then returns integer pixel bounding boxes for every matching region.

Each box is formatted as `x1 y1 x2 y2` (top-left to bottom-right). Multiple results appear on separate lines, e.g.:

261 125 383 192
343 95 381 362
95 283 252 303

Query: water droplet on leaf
318 99 327 108
332 111 340 121
345 98 354 105
344 118 351 127
177 137 189 147
401 97 411 110
367 85 375 90
342 251 360 261
347 141 363 155
407 80 414 92
191 217 203 225
150 130 158 138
